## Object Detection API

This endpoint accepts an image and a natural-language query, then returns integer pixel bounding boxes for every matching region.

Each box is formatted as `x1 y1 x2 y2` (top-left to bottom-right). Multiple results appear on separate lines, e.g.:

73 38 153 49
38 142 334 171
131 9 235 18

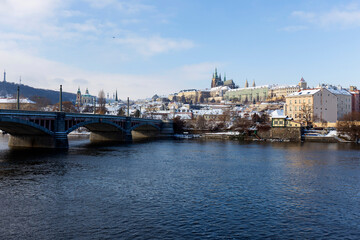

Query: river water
0 135 360 239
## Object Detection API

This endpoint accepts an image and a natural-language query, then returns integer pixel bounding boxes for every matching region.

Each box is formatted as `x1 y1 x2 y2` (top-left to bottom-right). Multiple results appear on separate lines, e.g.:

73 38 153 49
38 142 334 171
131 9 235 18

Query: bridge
0 110 174 148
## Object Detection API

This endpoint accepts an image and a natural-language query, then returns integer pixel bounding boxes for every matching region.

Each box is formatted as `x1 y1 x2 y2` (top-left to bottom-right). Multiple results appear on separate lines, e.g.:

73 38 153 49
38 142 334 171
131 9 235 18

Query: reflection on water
0 136 360 239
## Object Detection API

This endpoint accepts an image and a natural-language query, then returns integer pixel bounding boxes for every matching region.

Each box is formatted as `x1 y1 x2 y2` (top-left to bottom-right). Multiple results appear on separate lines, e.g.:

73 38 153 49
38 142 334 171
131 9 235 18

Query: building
0 98 36 110
225 84 269 103
285 88 339 124
317 84 352 120
76 87 95 106
268 78 307 101
270 110 301 128
350 86 360 112
211 68 223 88
176 89 210 103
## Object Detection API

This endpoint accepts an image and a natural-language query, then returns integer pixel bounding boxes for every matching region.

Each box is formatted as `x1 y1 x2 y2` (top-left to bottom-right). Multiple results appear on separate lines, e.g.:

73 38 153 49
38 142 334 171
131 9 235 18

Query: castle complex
211 68 236 89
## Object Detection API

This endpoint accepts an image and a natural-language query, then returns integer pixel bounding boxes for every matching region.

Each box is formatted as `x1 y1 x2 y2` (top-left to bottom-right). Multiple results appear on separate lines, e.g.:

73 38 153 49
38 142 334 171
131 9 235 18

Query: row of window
289 99 311 104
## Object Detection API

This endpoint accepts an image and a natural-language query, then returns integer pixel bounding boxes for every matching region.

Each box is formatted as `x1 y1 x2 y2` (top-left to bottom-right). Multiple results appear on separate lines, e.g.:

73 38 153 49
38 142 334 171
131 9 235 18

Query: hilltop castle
211 68 236 89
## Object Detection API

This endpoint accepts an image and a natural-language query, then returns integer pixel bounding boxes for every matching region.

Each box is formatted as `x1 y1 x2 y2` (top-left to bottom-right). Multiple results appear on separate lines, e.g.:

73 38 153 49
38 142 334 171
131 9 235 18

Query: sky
0 0 360 99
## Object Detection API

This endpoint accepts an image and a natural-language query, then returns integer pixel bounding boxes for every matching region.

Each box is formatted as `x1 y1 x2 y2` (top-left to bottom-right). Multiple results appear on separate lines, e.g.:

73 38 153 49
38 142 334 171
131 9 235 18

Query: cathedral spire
252 79 256 87
245 79 249 88
115 89 118 102
215 67 218 78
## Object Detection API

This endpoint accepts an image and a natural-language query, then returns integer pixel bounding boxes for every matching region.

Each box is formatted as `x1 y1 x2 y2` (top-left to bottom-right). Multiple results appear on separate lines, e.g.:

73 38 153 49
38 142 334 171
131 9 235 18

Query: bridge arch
0 117 54 136
66 120 127 134
130 122 161 132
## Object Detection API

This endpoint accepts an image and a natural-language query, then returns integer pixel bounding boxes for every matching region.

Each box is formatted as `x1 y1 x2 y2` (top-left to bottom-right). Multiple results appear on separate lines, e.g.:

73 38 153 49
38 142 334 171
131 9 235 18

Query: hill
0 81 76 104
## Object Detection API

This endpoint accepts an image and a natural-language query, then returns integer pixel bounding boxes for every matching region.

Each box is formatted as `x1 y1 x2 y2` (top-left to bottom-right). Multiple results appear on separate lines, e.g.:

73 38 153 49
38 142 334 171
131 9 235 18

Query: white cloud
0 48 214 99
292 4 360 28
83 0 155 14
280 25 308 32
115 35 194 56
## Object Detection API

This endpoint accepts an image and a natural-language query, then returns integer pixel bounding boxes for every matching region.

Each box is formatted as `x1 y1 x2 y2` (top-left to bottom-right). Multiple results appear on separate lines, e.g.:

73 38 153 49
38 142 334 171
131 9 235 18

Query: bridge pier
9 135 56 148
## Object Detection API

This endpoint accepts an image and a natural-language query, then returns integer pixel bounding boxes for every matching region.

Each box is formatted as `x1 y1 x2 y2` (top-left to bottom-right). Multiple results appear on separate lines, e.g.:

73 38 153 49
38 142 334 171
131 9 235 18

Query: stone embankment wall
258 127 302 142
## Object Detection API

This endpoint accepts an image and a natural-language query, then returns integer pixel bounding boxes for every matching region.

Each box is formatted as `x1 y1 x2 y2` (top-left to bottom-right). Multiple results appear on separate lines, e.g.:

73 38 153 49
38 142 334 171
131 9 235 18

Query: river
0 135 360 239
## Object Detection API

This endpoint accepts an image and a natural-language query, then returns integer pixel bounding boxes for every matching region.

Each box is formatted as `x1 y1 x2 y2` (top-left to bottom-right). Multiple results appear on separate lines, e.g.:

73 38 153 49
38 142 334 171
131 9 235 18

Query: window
295 100 297 104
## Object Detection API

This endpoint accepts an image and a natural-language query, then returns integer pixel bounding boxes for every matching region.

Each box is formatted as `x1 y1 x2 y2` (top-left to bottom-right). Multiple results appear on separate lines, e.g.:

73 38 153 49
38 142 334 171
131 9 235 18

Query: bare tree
195 115 206 130
173 116 185 134
300 103 313 127
97 90 107 114
133 109 141 118
337 112 360 143
117 107 125 116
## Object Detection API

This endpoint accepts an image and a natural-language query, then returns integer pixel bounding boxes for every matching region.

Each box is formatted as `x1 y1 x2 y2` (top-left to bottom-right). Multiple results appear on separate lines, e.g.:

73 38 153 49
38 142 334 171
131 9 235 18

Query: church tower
252 80 256 87
115 89 118 102
211 68 224 88
245 79 249 88
3 70 6 82
76 87 82 106
299 77 307 89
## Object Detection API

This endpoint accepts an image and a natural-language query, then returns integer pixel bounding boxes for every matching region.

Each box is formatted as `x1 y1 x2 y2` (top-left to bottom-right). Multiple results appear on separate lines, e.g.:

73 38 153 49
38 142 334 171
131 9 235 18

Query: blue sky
0 0 360 99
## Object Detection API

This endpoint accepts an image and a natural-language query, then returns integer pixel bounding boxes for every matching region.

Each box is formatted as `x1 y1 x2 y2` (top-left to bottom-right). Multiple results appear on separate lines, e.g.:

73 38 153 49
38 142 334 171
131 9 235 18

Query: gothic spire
245 79 249 88
252 79 256 87
115 89 118 102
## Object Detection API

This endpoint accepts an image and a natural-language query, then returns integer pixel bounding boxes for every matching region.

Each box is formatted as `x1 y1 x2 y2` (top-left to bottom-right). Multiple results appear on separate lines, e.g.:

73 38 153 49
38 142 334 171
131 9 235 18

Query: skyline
0 0 360 99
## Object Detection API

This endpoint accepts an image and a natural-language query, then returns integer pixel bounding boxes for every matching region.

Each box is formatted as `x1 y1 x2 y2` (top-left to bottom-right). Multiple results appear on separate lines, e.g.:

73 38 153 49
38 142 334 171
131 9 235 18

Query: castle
211 68 236 89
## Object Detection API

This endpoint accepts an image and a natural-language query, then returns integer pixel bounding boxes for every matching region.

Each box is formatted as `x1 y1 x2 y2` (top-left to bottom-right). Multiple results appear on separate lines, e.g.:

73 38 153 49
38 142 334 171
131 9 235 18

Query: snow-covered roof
227 85 270 92
326 88 351 96
0 98 36 104
210 86 230 92
270 84 299 90
287 89 320 97
270 109 287 118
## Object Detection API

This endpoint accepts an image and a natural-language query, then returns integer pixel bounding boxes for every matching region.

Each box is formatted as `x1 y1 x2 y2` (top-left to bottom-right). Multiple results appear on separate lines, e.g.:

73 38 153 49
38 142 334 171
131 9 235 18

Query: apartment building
285 88 337 124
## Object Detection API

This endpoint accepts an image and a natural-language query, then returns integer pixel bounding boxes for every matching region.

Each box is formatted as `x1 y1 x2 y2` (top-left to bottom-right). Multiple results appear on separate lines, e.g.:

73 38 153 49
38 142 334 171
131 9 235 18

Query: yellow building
271 110 301 127
0 98 36 110
176 89 210 103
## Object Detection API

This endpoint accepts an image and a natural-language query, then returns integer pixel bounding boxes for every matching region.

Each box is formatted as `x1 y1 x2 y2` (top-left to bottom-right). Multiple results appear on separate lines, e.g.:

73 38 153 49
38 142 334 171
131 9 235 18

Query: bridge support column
9 135 56 148
54 132 69 148
160 120 174 138
54 112 69 148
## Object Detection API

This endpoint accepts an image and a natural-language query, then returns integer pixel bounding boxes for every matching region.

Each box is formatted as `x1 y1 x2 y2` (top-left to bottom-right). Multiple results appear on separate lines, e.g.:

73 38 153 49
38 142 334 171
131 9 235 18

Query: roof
224 80 235 85
287 89 320 97
0 98 36 104
326 88 351 96
227 85 270 92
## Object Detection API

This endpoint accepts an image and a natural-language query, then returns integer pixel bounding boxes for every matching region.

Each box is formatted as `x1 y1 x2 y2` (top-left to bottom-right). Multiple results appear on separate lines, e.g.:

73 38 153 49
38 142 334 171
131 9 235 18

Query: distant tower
252 79 256 87
3 70 6 82
211 67 224 88
115 89 118 102
245 79 249 88
76 87 82 106
299 77 307 89
224 73 226 82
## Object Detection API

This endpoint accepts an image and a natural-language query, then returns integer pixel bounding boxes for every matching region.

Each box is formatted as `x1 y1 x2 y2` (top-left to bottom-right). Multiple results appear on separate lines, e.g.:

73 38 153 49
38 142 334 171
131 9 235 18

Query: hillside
0 82 76 104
